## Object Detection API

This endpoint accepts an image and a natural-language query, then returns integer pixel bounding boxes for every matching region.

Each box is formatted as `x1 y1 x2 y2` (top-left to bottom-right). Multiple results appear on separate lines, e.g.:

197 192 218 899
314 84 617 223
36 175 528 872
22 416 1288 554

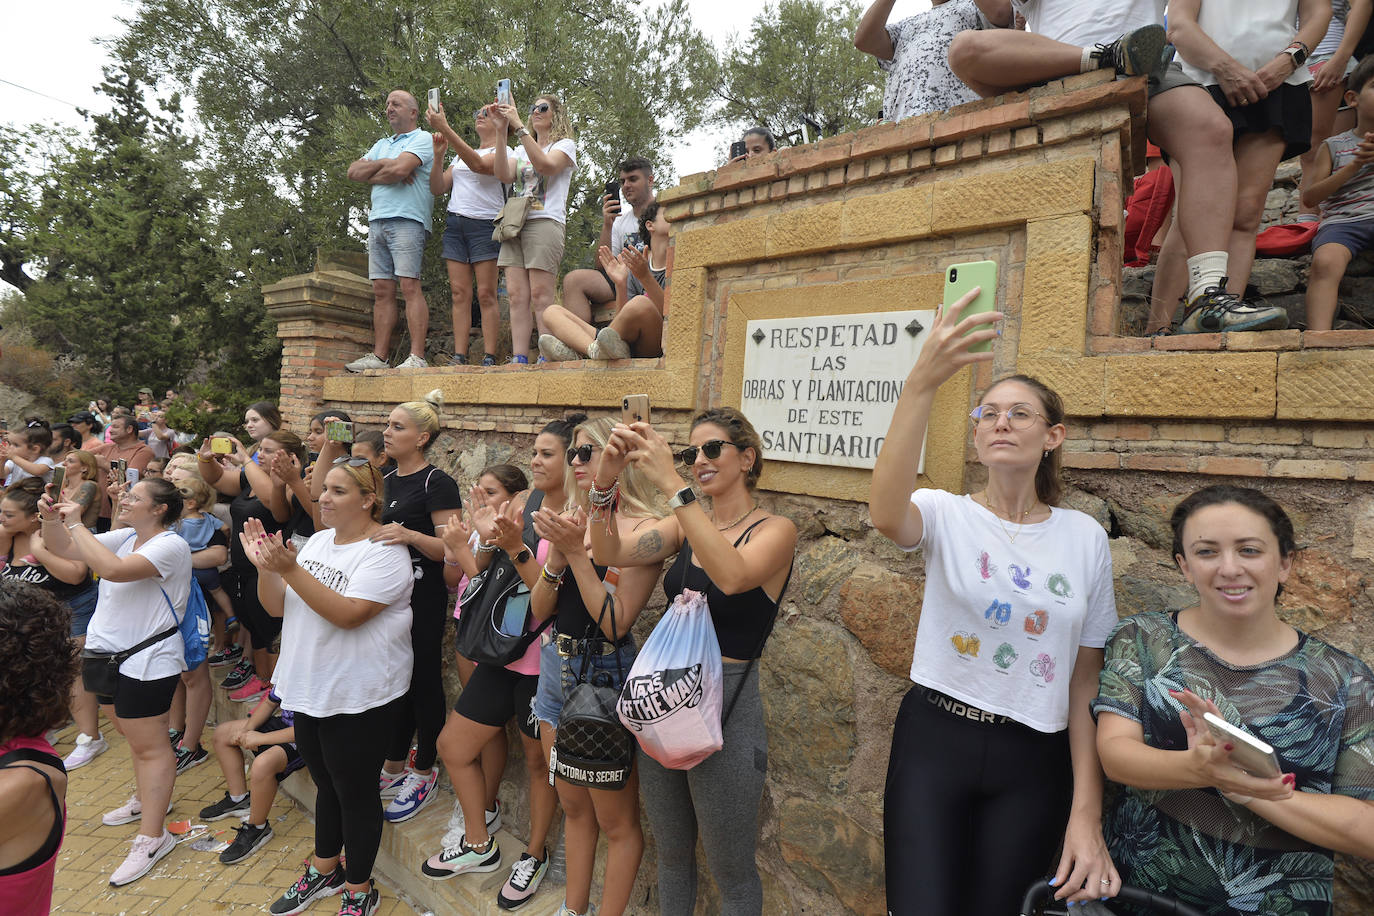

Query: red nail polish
1224 743 1234 752
1284 774 1296 787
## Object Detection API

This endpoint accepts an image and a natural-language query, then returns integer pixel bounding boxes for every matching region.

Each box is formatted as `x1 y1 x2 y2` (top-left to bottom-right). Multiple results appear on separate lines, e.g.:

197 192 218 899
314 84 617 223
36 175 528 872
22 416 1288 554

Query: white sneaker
396 353 429 369
102 793 173 826
441 798 503 848
109 829 175 886
345 352 390 372
379 766 412 799
538 334 580 362
64 732 109 770
594 326 631 360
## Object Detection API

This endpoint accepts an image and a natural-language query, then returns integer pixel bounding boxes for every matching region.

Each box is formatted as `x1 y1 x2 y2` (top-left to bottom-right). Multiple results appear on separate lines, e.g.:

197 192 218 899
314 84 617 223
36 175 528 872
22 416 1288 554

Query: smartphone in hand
730 140 747 160
326 420 354 444
427 87 440 111
49 466 65 498
943 260 999 353
621 394 650 426
1202 712 1282 778
211 436 233 455
496 79 513 106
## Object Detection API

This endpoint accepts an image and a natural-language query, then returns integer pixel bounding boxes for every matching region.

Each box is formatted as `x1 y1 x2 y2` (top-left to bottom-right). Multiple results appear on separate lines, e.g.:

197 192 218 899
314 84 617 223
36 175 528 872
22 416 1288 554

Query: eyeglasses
332 456 371 467
530 103 551 114
677 440 735 465
565 444 600 466
968 404 1049 430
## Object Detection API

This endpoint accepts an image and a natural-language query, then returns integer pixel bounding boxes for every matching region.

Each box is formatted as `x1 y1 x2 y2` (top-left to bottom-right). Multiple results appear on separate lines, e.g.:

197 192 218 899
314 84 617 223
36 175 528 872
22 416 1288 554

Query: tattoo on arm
630 529 663 561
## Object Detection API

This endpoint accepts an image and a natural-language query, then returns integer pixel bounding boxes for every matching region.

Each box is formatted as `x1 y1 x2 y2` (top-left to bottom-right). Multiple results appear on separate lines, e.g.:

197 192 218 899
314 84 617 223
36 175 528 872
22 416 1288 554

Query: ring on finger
1100 879 1112 886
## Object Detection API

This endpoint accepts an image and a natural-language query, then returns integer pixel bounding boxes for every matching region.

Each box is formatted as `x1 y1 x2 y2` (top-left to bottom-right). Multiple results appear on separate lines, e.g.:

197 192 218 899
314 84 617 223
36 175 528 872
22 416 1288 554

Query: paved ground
47 716 419 915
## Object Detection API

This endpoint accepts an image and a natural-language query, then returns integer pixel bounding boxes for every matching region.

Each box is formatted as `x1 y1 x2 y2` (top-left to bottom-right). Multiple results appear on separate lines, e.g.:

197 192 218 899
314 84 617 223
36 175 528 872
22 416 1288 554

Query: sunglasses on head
332 455 371 467
530 102 551 114
565 444 598 466
676 439 734 465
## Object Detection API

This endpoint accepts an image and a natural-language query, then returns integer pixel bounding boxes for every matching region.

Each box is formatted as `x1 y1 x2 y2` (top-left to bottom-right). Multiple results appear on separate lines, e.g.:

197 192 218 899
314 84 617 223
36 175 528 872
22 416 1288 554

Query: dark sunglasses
565 444 599 466
332 456 371 468
530 102 551 114
473 107 488 119
677 439 735 465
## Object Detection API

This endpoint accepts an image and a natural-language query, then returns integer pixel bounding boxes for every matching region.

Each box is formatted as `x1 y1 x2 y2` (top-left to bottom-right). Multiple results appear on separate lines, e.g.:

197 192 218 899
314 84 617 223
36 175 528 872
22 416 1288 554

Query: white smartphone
1202 712 1281 778
496 78 513 106
427 87 440 111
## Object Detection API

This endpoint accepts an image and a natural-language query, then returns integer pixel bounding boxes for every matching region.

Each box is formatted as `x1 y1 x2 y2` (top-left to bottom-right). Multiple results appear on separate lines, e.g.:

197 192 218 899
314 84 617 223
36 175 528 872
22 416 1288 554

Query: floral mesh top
1093 611 1374 916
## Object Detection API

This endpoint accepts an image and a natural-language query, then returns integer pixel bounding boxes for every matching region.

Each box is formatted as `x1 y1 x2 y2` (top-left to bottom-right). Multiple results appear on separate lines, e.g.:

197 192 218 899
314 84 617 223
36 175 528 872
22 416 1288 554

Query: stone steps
211 673 568 916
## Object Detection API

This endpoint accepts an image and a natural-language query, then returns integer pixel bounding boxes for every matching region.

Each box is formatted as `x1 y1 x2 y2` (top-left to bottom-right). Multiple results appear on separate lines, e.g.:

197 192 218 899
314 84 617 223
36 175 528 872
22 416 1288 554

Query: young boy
1303 56 1374 331
199 689 303 864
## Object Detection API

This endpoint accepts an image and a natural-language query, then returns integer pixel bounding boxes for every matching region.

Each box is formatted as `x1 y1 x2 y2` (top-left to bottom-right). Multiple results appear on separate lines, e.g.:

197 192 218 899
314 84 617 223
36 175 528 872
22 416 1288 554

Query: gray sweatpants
638 660 767 915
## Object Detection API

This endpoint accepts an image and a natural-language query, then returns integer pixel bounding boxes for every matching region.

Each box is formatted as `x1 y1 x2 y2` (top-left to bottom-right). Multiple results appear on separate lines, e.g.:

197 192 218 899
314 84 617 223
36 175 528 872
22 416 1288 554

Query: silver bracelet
588 479 619 508
475 541 498 553
67 522 83 531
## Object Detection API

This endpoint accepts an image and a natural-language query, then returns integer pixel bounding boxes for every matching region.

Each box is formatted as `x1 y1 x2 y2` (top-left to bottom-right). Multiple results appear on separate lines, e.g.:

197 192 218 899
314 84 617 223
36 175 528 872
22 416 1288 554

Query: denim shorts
442 213 500 264
67 585 99 638
533 636 637 728
368 217 428 280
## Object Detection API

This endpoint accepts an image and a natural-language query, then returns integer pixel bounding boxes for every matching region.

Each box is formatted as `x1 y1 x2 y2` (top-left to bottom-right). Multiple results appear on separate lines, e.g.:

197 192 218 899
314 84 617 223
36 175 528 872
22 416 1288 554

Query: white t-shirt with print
511 138 578 224
1011 0 1163 53
4 455 54 487
610 206 642 255
1177 0 1312 88
901 489 1118 733
85 529 192 680
879 0 988 121
448 145 506 220
272 529 415 718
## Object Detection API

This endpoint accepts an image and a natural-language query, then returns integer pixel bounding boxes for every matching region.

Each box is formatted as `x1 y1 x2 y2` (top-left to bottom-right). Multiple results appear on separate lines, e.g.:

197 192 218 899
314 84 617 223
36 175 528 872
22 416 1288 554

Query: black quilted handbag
551 594 635 789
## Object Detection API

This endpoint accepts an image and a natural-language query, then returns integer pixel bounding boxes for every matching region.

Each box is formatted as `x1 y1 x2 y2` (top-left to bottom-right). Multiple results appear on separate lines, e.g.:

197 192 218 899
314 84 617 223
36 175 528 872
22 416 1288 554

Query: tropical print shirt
1093 611 1374 916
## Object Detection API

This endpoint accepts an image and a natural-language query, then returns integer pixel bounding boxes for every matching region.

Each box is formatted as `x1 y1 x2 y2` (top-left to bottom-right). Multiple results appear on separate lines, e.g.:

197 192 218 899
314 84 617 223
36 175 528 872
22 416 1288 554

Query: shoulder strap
158 584 183 627
732 517 770 547
0 747 64 772
522 490 545 545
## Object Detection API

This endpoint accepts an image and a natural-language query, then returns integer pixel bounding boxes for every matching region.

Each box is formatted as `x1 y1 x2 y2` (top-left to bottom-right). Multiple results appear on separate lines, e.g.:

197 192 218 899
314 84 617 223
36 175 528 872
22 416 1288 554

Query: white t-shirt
4 455 54 487
610 206 641 254
511 138 578 224
1177 0 1312 87
879 0 988 121
901 490 1118 733
272 529 415 717
1011 0 1163 52
85 529 192 680
447 145 506 220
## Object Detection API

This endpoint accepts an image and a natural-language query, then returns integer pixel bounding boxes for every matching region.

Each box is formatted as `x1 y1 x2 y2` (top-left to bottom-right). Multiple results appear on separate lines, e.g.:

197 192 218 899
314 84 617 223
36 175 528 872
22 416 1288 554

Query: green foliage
712 0 883 142
161 380 256 443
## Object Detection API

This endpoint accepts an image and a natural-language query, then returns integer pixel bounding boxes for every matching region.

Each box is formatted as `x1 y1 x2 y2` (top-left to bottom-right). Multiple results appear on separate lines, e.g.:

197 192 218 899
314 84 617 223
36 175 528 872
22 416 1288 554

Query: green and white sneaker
268 863 345 915
421 835 501 879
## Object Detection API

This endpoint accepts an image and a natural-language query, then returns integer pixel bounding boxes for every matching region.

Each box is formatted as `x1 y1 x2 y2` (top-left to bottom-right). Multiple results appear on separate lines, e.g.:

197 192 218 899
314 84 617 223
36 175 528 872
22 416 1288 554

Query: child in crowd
199 689 303 865
176 479 240 665
352 429 389 470
1303 56 1374 331
1 423 55 487
143 456 168 478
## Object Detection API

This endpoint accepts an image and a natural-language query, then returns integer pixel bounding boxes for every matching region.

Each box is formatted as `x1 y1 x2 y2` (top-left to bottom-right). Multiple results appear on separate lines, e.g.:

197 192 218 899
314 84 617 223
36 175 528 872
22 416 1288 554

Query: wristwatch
1283 42 1309 68
514 546 533 564
514 127 531 140
668 486 697 510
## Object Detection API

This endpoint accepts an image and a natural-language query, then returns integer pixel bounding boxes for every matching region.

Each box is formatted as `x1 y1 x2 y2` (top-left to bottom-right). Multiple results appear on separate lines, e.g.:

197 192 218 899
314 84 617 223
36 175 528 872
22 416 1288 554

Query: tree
712 0 883 143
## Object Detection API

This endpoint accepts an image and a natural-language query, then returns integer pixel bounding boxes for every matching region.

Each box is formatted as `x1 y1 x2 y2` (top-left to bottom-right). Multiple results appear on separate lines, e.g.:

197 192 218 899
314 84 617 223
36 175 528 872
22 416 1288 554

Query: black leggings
386 576 447 771
884 684 1072 916
225 564 281 651
293 697 401 885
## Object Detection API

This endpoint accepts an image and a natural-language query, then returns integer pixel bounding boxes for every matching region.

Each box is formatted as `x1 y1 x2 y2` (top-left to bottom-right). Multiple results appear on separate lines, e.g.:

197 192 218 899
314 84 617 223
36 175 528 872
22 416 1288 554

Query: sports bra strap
0 750 65 877
0 748 64 771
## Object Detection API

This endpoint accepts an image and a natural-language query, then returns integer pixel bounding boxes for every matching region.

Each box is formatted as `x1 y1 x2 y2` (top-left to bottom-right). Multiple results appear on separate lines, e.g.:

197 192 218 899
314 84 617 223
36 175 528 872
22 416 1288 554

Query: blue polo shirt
364 128 434 228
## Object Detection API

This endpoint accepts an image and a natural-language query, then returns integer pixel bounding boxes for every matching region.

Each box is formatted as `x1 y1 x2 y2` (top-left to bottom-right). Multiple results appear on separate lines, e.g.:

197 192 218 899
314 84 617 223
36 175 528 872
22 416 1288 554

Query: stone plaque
740 310 934 471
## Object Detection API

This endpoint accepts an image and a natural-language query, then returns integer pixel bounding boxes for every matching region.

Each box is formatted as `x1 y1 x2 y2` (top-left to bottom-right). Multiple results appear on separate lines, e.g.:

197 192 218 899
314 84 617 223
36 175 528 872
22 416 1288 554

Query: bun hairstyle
980 374 1066 507
398 389 444 452
11 422 53 453
139 477 185 527
2 477 47 517
540 412 587 449
176 476 217 513
691 406 765 490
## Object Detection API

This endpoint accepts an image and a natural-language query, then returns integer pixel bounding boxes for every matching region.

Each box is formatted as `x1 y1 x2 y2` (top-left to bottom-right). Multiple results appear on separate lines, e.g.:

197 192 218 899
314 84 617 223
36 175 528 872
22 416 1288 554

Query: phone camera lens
949 268 958 282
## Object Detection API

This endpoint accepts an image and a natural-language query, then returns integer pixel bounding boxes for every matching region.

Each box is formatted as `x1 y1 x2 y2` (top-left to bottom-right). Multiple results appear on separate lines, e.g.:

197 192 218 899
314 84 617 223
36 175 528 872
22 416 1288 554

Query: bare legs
446 259 501 361
109 707 175 839
543 296 666 358
70 634 99 738
559 269 610 322
949 30 1084 98
1306 242 1353 331
370 276 430 361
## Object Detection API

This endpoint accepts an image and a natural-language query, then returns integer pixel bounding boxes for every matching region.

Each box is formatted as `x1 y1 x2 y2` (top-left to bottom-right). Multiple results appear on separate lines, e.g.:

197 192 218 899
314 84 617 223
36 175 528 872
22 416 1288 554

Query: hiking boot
1178 283 1290 334
422 835 502 879
1091 24 1171 80
200 791 252 822
441 798 502 848
498 849 549 910
384 768 440 822
269 863 346 915
337 882 380 916
538 334 580 362
220 658 255 691
64 732 109 770
109 830 175 886
219 822 274 865
345 353 389 373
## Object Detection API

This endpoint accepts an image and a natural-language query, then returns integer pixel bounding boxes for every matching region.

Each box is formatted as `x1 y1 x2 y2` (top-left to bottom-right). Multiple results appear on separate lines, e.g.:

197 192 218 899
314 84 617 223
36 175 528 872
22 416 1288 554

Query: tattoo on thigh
630 529 663 560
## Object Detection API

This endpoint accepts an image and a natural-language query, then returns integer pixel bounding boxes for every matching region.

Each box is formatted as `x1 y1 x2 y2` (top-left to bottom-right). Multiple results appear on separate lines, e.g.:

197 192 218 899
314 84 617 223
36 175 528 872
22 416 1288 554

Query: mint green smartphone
943 260 999 353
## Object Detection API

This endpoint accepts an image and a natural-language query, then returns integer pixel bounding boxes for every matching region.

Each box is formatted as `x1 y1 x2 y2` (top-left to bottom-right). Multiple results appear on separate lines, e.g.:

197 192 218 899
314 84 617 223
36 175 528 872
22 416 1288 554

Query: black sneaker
337 882 380 916
168 728 183 748
1178 282 1290 334
1090 24 1171 80
220 658 255 691
200 791 252 821
269 863 345 915
448 353 469 366
175 743 209 774
208 644 243 667
220 821 275 865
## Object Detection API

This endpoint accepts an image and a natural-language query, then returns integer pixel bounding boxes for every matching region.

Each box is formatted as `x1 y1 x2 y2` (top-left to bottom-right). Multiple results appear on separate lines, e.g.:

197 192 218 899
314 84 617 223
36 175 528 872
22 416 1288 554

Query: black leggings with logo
884 684 1072 916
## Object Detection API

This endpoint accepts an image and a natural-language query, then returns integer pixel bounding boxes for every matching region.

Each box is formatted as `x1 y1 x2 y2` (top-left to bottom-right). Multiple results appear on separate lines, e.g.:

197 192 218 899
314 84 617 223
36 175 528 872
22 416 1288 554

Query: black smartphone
604 179 622 213
730 140 747 160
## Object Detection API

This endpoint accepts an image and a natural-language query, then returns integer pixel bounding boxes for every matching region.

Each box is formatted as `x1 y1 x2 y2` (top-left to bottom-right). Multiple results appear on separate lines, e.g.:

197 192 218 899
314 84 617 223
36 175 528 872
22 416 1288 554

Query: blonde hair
70 450 99 482
569 416 666 519
176 477 216 512
397 389 444 453
537 94 574 147
333 461 386 522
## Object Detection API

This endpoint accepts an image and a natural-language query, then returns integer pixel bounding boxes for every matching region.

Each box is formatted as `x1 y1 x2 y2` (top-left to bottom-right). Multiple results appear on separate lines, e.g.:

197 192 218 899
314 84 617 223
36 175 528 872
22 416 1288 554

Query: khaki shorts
498 216 566 274
1150 60 1202 98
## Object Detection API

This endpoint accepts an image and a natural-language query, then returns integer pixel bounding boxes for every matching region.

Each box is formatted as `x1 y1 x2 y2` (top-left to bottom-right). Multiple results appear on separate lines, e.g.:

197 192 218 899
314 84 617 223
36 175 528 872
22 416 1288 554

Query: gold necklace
714 503 758 531
979 492 1039 543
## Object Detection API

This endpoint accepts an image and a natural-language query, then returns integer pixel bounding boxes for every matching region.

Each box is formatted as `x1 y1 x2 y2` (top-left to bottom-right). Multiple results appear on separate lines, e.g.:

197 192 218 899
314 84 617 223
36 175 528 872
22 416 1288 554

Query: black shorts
1207 81 1313 160
254 714 306 782
193 565 222 594
98 672 180 720
454 663 540 739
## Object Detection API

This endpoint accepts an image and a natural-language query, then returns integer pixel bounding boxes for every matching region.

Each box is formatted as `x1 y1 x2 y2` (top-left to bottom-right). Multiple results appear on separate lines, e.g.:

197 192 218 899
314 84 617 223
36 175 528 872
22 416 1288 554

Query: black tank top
663 518 790 660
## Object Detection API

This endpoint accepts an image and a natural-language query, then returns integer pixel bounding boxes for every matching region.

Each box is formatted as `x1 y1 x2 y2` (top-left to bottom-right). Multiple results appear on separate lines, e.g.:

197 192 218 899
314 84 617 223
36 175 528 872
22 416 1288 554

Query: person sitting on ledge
854 0 995 121
948 1 1290 336
539 202 671 361
559 157 656 324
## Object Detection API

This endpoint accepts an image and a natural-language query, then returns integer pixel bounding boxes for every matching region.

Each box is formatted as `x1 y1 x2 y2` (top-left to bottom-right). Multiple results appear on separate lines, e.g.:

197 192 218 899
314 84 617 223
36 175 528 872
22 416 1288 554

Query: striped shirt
1321 129 1374 224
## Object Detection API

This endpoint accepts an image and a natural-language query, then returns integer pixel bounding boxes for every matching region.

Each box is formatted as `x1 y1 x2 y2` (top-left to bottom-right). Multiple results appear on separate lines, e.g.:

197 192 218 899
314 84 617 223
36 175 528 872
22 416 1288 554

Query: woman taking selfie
490 94 577 363
240 458 414 916
589 407 797 915
868 294 1119 914
1095 485 1374 915
43 477 192 888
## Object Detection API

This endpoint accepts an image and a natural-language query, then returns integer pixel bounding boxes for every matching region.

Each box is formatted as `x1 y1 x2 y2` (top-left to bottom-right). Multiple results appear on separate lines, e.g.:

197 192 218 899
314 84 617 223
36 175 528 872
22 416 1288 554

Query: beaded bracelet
588 479 619 508
540 563 566 586
475 541 498 553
